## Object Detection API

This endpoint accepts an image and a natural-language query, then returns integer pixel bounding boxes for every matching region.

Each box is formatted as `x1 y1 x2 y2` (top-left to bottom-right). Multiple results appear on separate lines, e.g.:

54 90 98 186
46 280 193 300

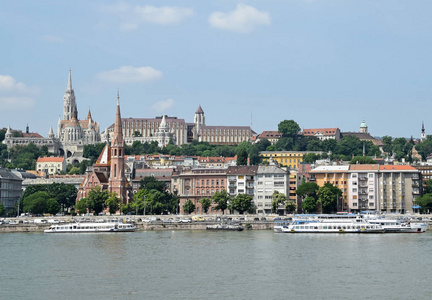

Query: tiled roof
37 157 64 163
227 166 258 175
349 164 379 171
22 132 44 138
258 131 282 138
303 128 339 136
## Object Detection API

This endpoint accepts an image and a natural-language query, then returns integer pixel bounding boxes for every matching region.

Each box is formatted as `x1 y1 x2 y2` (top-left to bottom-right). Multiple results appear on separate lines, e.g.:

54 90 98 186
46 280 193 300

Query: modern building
378 165 420 214
309 165 350 211
255 165 289 214
0 168 23 213
347 164 380 212
226 165 258 200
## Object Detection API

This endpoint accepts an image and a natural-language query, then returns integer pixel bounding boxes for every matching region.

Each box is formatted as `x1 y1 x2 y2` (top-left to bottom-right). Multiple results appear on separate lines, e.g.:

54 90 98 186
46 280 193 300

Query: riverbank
0 220 275 233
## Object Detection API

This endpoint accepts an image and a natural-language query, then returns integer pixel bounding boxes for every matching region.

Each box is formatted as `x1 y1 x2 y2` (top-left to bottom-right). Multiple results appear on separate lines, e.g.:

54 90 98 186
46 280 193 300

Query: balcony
228 185 237 189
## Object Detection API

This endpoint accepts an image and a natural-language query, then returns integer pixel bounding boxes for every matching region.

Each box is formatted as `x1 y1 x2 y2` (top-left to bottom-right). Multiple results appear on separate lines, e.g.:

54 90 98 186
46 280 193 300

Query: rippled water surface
2 230 432 300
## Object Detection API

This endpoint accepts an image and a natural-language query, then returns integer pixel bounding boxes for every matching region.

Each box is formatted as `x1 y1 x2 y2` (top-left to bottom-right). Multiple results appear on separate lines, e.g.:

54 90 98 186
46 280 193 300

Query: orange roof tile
37 157 64 163
379 165 417 171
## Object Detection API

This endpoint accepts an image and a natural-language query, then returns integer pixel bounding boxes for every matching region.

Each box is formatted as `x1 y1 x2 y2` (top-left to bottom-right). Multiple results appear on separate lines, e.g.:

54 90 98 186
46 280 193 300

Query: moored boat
280 214 385 233
206 224 244 231
367 219 428 233
44 222 136 233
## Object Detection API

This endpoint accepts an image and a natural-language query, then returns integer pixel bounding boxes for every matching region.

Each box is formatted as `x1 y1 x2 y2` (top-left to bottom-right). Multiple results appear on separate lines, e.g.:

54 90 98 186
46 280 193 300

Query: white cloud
40 35 64 43
0 75 37 110
100 2 195 31
151 98 174 113
0 96 35 110
97 66 163 83
208 4 271 33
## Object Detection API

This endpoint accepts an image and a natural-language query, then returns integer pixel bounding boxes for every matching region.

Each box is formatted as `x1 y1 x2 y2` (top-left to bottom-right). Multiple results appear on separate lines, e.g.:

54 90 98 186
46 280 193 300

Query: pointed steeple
63 69 77 120
111 91 124 147
48 126 54 139
195 105 204 114
421 121 426 142
87 109 92 121
67 68 72 90
6 125 12 138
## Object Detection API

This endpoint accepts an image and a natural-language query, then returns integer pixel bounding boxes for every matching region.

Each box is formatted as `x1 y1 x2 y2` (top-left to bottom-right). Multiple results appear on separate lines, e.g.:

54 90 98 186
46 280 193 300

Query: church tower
109 92 130 204
193 105 205 140
63 69 77 121
421 121 426 142
360 120 368 133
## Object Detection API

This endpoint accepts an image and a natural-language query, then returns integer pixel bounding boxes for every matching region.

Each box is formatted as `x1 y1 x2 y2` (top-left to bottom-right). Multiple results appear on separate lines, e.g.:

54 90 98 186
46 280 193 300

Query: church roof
195 105 204 114
94 145 111 166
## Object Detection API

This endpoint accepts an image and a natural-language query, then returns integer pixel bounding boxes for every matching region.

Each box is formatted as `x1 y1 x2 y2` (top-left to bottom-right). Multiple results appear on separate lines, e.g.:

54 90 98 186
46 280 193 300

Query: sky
1 0 432 139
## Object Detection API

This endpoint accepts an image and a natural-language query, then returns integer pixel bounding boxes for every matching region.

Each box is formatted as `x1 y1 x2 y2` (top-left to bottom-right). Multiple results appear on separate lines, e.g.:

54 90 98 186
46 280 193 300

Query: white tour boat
367 218 428 233
281 214 385 233
44 222 136 233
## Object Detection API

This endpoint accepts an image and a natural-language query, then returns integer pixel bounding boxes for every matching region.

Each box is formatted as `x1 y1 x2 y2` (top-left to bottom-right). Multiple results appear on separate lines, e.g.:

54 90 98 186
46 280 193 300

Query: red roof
37 157 64 163
303 128 339 136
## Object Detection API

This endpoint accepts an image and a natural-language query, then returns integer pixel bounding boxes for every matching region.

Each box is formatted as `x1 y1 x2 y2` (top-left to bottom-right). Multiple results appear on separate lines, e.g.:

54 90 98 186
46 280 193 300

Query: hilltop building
103 105 254 147
2 70 101 165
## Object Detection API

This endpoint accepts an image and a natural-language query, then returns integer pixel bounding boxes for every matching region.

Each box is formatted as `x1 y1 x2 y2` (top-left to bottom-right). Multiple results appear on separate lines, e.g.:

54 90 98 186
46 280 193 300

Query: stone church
2 70 101 165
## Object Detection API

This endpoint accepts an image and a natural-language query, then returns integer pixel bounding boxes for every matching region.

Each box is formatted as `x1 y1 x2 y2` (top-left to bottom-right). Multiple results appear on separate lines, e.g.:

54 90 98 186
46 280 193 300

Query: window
352 188 357 192
369 174 373 178
221 180 224 185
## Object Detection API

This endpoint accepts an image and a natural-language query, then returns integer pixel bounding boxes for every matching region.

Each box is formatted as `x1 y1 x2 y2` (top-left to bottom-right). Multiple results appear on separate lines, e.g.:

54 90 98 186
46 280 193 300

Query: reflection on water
2 231 432 300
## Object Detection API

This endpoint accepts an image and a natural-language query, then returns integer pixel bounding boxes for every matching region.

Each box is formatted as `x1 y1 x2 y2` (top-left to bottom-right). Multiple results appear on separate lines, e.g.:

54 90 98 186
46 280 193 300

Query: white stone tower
63 69 77 121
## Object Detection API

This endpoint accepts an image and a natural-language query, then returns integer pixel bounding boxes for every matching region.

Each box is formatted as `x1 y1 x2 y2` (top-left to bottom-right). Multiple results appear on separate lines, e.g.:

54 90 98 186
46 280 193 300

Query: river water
1 230 432 300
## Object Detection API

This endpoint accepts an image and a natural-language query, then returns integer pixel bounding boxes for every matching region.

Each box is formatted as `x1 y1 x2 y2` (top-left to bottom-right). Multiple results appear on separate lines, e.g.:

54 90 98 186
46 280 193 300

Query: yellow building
309 166 350 211
260 151 322 170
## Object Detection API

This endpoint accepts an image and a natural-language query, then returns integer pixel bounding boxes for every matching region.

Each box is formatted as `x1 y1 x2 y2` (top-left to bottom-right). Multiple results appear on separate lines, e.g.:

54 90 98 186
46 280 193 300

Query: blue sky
1 1 431 139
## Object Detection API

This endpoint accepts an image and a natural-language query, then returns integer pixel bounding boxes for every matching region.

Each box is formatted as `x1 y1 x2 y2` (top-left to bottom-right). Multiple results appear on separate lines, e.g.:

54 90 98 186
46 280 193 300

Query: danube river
2 230 432 300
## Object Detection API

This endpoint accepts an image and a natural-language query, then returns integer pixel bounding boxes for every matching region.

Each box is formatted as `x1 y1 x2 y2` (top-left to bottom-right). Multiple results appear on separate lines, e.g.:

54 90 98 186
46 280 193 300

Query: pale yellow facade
260 151 322 170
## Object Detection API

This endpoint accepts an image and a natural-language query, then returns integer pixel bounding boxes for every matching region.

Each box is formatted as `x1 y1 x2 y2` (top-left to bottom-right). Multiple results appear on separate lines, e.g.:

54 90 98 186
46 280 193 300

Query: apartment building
348 165 379 212
255 165 289 214
378 165 420 213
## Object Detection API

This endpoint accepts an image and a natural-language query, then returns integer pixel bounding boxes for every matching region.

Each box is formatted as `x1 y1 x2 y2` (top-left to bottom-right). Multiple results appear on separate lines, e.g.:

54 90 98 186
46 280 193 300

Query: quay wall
0 221 274 233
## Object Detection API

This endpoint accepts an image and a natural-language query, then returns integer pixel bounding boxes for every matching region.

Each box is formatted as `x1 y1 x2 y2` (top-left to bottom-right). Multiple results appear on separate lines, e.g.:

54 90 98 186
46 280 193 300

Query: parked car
180 218 192 223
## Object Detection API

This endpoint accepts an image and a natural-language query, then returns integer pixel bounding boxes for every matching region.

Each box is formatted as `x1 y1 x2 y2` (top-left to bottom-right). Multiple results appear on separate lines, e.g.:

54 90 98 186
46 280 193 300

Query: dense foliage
18 183 77 215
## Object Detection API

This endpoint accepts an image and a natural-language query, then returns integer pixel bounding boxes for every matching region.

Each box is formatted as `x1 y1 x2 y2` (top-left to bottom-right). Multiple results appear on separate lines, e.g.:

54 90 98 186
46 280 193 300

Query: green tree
199 197 211 214
231 194 254 214
415 194 432 213
349 156 377 164
105 193 121 215
46 198 61 215
382 136 393 154
237 148 248 166
86 186 109 215
278 120 300 140
0 202 5 216
183 199 196 214
140 177 166 192
271 191 287 214
23 191 50 214
317 183 342 213
285 200 297 213
302 196 317 213
75 198 87 215
212 190 230 214
296 182 319 199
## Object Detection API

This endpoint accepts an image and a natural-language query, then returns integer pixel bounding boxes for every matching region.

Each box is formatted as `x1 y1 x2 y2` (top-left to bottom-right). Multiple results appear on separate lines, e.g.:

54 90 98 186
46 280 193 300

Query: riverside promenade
0 215 277 233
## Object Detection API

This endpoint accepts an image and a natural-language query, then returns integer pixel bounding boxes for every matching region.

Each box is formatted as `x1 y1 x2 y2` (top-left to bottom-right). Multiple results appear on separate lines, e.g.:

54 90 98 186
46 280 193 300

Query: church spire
111 91 124 147
67 68 72 90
